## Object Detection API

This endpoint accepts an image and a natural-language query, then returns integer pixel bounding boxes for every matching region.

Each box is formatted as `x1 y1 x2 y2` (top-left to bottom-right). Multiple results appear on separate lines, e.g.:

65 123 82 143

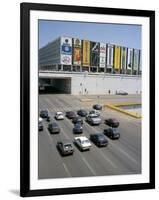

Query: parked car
57 140 74 156
72 116 83 124
77 109 88 117
73 123 83 134
39 117 43 122
40 110 49 118
90 133 108 147
46 115 51 122
93 104 102 110
86 115 102 125
38 121 43 131
104 128 120 139
116 90 128 95
105 118 119 128
89 110 100 117
66 111 77 119
48 122 60 134
74 136 91 151
55 112 64 120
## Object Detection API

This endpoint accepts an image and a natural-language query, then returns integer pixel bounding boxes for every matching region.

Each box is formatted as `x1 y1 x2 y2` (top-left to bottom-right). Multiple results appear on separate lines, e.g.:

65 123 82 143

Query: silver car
86 115 102 125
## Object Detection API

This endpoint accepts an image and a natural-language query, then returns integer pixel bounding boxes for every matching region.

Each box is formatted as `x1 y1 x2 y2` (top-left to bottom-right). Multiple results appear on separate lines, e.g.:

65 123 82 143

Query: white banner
99 43 106 68
61 54 72 65
106 44 114 68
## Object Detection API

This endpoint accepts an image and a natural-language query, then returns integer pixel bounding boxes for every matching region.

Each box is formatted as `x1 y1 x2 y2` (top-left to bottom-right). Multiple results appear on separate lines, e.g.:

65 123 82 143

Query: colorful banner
73 39 81 65
133 49 140 71
90 42 99 67
114 46 121 70
61 54 72 65
61 37 72 55
120 47 127 70
127 48 133 70
99 43 106 68
82 40 90 66
106 44 114 68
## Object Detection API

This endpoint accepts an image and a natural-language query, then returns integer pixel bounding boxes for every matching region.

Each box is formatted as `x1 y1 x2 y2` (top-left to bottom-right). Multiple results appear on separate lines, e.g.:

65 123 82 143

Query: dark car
90 133 108 147
38 121 43 131
93 104 102 110
48 122 60 134
72 116 83 124
104 128 120 139
66 111 77 119
105 118 119 128
116 90 128 95
77 109 88 117
57 140 74 156
40 110 49 118
46 115 51 122
73 123 83 134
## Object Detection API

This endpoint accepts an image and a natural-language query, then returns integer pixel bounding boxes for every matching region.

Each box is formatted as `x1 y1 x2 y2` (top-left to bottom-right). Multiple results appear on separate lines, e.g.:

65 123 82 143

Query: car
93 104 102 110
90 133 108 147
74 136 91 151
46 115 51 122
40 109 49 118
38 121 43 131
72 116 83 124
77 109 88 117
73 123 83 134
55 112 64 120
89 110 100 117
104 128 120 139
86 115 102 125
105 118 119 128
116 90 128 95
48 122 60 134
39 117 43 122
57 140 74 156
66 111 77 119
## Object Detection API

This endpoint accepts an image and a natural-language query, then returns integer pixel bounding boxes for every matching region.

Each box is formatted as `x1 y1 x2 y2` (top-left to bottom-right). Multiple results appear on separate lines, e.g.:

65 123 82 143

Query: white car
55 112 64 120
39 117 43 122
74 136 91 151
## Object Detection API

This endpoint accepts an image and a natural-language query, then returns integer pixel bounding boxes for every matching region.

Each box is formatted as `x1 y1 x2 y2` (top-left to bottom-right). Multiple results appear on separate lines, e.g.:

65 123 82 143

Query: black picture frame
20 2 155 197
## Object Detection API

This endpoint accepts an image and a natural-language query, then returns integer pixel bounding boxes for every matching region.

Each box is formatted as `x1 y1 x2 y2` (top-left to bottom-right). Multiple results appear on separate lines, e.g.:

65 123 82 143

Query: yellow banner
114 46 121 69
82 40 90 67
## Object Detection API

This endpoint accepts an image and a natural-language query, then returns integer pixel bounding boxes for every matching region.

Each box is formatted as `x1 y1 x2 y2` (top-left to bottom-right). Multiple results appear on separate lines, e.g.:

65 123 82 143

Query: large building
39 36 141 95
39 36 141 75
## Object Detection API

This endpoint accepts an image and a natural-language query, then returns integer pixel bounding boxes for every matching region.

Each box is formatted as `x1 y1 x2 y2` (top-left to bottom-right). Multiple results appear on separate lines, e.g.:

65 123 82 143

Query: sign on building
61 37 72 55
127 48 134 70
114 45 121 70
61 54 72 65
99 43 106 68
106 44 114 68
82 40 90 66
90 42 99 67
120 47 127 71
73 38 81 65
133 49 140 71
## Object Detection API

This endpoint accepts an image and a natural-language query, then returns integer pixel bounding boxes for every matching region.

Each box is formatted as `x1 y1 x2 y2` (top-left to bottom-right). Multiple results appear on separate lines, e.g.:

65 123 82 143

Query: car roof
75 136 88 141
56 111 63 114
58 140 72 144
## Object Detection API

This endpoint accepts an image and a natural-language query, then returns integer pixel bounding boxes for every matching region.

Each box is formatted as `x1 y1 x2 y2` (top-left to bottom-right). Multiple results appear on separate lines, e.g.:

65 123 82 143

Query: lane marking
82 157 96 176
62 163 72 177
99 150 118 169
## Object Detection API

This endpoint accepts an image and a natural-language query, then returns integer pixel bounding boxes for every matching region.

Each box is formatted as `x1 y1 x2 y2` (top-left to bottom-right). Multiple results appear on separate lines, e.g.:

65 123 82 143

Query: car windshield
64 144 72 148
112 128 119 133
81 140 89 144
98 135 105 140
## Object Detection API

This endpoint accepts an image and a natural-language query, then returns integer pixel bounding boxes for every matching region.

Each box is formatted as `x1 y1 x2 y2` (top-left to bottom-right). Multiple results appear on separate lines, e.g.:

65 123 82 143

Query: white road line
99 150 118 170
62 163 72 177
60 126 71 140
82 157 96 176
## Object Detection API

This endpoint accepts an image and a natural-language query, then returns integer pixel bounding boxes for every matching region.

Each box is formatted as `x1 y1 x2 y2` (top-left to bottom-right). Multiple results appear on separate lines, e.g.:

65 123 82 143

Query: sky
39 20 141 49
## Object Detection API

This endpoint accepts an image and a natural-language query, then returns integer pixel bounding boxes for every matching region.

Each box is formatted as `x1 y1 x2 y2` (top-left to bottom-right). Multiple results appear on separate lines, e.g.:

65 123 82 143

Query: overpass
39 71 141 95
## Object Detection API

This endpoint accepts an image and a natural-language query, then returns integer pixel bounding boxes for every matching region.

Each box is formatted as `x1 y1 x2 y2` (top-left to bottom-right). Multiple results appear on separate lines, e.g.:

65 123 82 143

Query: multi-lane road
38 94 141 179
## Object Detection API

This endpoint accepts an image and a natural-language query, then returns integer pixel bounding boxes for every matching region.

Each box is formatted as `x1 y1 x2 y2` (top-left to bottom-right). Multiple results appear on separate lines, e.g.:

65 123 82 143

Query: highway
38 94 141 179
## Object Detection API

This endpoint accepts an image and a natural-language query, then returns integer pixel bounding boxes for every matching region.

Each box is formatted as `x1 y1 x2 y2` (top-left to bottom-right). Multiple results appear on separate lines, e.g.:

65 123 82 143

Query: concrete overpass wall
71 74 141 95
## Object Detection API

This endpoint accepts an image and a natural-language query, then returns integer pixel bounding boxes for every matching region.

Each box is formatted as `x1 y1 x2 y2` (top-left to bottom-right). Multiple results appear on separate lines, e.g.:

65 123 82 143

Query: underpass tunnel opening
39 78 72 94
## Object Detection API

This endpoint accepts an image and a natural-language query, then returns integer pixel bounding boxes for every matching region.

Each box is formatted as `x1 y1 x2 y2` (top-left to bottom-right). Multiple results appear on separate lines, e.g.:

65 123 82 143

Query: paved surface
38 94 141 179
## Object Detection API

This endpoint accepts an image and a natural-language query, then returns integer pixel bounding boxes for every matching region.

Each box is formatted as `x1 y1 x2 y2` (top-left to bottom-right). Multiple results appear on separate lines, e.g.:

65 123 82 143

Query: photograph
38 20 142 179
20 2 155 196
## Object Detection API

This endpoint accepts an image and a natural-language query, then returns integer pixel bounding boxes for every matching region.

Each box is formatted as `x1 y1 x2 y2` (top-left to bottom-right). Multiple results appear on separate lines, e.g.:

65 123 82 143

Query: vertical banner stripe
82 40 90 67
114 46 121 69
